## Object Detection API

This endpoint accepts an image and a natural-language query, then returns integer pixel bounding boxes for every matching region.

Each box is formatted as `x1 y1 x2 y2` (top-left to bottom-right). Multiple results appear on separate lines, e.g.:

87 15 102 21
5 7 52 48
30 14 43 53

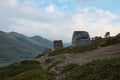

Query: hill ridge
0 31 52 67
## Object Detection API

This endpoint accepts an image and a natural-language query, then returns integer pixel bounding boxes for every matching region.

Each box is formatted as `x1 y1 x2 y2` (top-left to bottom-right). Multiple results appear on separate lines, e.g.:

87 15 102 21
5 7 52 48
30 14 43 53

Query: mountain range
0 31 53 66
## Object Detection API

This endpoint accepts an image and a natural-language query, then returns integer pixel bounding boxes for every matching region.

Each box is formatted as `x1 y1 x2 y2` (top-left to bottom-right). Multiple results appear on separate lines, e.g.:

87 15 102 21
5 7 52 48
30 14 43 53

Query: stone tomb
72 31 91 46
53 40 63 50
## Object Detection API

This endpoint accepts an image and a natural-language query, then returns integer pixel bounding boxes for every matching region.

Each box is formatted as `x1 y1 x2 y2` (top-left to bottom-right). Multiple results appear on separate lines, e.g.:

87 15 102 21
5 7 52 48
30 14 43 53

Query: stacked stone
53 40 63 50
72 31 91 46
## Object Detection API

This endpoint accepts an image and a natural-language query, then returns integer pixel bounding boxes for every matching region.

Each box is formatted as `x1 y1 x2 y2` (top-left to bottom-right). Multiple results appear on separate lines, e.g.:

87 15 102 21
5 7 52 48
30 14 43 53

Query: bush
101 37 120 47
49 35 120 56
35 54 44 58
0 60 41 80
47 61 62 70
20 60 40 65
64 58 120 80
7 69 55 80
49 44 97 56
62 63 79 73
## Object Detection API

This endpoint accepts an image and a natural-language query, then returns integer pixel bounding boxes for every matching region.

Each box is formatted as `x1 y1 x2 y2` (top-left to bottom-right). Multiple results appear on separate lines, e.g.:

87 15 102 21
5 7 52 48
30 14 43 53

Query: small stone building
43 48 52 54
72 31 91 46
53 40 63 50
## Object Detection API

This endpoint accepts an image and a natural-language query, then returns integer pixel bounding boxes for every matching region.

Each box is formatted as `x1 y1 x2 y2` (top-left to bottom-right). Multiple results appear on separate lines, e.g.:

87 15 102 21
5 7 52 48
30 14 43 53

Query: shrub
7 69 55 80
47 61 62 70
62 63 79 73
0 60 41 80
64 58 120 80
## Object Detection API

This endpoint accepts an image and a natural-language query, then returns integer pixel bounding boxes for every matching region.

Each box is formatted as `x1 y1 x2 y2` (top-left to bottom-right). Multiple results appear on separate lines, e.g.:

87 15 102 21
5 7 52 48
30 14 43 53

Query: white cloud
0 0 120 43
45 4 56 13
7 0 18 8
72 7 120 37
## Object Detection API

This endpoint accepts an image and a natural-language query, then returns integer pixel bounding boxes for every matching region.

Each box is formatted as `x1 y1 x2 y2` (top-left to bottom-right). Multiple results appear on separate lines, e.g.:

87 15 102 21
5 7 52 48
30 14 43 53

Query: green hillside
49 33 120 56
0 60 55 80
0 32 120 80
1 58 120 80
0 31 52 66
31 36 53 48
63 58 120 80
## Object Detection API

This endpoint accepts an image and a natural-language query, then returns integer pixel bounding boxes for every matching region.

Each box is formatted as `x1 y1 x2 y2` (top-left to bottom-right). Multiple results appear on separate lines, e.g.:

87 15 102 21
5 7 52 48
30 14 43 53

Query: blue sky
18 0 120 13
0 0 120 42
17 0 120 14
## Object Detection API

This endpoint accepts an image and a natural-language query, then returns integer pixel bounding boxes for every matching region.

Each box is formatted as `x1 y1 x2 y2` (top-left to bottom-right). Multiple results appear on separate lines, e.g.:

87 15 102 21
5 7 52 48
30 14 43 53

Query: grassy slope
0 31 52 65
8 69 55 80
63 58 120 80
49 35 120 56
0 60 55 80
35 34 120 80
0 32 120 80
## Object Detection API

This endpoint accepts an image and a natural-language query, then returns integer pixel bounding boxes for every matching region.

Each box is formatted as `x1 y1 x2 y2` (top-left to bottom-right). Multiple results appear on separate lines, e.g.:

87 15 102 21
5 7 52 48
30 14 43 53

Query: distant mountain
63 43 71 47
31 36 53 48
0 31 52 66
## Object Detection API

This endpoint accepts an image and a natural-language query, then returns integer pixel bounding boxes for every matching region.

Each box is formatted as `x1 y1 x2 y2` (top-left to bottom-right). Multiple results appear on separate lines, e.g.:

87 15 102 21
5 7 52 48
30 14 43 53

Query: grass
63 58 120 80
7 69 55 80
62 63 79 73
47 61 62 70
48 35 120 56
0 60 55 80
49 44 97 56
0 60 42 80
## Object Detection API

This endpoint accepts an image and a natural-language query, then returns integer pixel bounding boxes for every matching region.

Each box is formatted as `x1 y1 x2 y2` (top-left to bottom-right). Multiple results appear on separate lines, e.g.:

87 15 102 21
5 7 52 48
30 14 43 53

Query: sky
0 0 120 43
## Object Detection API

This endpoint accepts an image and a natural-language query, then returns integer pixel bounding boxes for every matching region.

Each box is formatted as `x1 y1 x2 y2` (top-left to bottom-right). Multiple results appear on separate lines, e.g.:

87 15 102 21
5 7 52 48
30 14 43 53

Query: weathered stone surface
43 48 52 54
72 31 91 46
53 40 63 50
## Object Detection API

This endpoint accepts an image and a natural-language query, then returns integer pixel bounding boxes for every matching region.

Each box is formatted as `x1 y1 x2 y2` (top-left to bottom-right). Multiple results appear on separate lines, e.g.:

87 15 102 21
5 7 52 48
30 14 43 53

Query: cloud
72 7 120 37
45 4 56 13
8 0 18 7
0 0 120 43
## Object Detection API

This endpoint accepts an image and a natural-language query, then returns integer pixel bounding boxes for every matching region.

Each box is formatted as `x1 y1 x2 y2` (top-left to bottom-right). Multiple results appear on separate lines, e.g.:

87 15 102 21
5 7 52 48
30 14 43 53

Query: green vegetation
0 60 55 80
0 31 52 65
35 54 44 58
63 58 120 80
92 35 120 47
8 69 55 80
49 44 97 56
49 34 120 56
62 63 79 73
0 60 41 80
47 61 62 70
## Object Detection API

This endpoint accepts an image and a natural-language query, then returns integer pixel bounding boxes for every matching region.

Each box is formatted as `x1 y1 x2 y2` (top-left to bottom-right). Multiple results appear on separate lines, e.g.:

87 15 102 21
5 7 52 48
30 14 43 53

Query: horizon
0 0 120 43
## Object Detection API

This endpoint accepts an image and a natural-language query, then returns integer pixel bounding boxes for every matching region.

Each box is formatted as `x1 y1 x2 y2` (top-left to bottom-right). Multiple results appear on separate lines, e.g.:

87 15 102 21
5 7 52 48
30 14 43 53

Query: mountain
31 36 53 48
0 33 120 80
63 43 71 47
0 31 52 66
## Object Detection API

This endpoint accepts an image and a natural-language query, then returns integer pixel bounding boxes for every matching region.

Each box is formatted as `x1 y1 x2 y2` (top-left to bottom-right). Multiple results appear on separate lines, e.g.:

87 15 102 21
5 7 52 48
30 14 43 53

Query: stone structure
72 31 91 46
43 48 52 54
53 40 63 50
